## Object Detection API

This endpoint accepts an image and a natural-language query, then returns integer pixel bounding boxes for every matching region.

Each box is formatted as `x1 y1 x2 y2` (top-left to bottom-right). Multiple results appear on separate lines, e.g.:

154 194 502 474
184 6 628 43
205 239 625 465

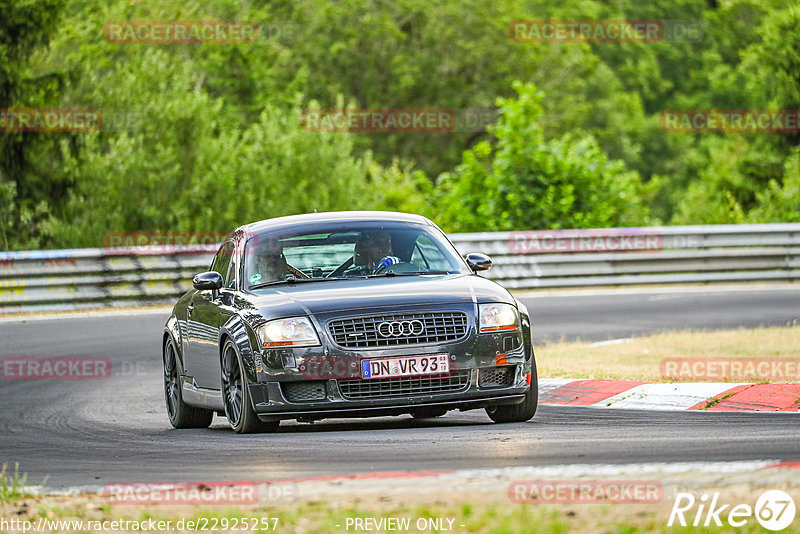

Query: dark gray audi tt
163 211 537 433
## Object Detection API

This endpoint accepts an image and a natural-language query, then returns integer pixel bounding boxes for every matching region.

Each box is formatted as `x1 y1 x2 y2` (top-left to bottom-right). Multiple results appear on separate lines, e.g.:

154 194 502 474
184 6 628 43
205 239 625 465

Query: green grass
699 390 739 410
0 464 30 502
538 325 800 382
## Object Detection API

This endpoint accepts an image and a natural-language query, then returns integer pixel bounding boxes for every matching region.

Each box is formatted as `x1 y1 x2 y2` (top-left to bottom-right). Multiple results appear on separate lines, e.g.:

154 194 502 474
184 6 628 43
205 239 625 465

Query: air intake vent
283 381 327 403
478 365 516 389
338 370 470 399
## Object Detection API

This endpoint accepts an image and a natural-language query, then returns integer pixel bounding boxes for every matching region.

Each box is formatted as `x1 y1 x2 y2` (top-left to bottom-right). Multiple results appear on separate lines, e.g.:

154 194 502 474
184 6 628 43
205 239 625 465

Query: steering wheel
372 257 418 274
326 257 353 278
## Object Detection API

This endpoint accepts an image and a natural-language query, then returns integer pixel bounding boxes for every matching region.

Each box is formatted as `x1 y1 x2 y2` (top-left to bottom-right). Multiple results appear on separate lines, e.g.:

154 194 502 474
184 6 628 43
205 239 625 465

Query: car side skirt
181 377 224 411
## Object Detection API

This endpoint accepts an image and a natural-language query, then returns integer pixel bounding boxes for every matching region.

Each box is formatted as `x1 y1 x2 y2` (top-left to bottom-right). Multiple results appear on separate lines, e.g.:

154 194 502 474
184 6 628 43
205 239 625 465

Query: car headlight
479 303 519 333
257 317 320 348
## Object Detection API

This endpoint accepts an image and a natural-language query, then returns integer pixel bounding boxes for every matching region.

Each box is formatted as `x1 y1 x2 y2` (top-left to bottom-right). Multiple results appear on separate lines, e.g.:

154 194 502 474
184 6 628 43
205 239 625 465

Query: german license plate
361 355 450 379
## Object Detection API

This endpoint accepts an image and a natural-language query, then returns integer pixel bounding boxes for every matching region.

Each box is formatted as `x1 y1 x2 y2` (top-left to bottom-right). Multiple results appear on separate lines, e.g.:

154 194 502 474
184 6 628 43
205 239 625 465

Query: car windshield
244 221 470 288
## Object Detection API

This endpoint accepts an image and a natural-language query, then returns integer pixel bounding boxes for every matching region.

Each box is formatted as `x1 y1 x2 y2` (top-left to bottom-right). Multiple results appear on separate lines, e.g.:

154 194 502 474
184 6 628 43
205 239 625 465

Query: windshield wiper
366 270 454 278
250 271 454 288
249 276 348 290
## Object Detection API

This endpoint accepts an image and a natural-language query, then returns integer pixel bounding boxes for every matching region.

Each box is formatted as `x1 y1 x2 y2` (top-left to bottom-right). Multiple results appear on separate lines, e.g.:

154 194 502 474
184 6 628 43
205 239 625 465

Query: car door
185 241 234 390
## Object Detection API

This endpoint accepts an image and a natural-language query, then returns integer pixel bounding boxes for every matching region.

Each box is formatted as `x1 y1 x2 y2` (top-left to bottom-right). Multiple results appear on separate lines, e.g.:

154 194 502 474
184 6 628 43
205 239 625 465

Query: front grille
328 312 469 349
338 370 471 399
478 365 516 389
283 381 327 403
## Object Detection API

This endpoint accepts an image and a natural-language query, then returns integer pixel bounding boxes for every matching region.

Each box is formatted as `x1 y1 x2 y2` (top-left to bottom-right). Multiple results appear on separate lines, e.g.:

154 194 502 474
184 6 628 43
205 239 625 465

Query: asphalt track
1 285 798 490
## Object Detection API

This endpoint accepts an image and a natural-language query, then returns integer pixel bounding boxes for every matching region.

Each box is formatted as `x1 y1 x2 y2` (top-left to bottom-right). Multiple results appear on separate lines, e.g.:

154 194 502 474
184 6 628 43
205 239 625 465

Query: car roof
239 211 434 234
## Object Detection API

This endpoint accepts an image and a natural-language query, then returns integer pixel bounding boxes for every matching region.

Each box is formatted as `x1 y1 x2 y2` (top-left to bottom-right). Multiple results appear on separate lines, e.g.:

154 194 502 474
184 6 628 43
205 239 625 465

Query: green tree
748 147 800 223
5 0 800 250
433 82 652 232
0 0 67 249
670 4 800 225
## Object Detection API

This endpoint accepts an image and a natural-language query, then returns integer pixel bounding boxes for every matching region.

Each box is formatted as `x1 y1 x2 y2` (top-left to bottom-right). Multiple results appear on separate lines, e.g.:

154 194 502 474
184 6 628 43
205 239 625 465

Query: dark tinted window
244 221 470 287
210 241 234 279
224 254 237 289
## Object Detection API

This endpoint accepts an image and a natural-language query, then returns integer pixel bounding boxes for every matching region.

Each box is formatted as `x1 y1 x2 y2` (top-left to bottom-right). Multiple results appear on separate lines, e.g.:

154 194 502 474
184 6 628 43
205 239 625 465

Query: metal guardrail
1 224 798 314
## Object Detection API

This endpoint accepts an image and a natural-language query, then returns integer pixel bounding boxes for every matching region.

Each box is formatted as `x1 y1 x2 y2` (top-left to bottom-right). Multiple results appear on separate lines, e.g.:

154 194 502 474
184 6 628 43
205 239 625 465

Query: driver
353 231 399 273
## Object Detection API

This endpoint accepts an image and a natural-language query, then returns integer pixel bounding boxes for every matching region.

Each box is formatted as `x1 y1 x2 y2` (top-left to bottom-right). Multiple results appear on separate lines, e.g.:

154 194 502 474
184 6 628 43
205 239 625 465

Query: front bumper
247 303 535 421
249 365 531 421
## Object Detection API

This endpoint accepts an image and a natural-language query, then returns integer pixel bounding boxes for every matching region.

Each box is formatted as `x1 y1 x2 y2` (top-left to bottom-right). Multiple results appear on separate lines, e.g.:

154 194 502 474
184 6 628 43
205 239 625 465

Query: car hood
246 274 514 318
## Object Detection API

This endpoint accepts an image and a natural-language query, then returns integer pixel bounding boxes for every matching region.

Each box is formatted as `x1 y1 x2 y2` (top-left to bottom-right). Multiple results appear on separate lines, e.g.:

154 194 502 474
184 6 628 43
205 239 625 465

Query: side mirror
193 271 224 291
464 253 492 272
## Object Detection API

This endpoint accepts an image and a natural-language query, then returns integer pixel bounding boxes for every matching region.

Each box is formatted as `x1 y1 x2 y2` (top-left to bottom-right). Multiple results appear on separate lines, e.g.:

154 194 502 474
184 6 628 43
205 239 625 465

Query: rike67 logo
669 490 796 531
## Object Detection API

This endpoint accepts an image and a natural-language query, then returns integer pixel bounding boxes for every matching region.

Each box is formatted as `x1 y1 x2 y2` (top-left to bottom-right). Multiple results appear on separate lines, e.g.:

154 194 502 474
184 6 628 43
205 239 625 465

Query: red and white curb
539 379 800 412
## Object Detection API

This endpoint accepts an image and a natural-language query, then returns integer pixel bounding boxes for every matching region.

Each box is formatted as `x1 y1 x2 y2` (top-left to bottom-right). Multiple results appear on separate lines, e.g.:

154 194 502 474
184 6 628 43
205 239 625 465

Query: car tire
164 338 213 429
410 407 448 419
485 365 538 424
221 339 279 434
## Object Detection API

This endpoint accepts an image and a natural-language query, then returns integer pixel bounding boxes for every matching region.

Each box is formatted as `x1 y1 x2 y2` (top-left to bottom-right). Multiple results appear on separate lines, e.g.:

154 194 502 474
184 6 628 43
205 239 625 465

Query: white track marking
596 382 745 410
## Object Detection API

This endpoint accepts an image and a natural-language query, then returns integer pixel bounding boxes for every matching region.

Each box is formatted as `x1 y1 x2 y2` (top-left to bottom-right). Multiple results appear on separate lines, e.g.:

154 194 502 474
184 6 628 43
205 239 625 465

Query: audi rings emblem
377 320 424 338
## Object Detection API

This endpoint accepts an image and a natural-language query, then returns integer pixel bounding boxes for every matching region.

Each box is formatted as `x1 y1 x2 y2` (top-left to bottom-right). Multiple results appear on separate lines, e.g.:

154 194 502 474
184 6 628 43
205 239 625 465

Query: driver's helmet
353 231 393 270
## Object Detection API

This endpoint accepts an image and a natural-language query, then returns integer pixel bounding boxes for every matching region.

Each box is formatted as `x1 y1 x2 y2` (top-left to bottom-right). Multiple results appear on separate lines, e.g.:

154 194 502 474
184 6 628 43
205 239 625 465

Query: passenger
250 240 306 283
